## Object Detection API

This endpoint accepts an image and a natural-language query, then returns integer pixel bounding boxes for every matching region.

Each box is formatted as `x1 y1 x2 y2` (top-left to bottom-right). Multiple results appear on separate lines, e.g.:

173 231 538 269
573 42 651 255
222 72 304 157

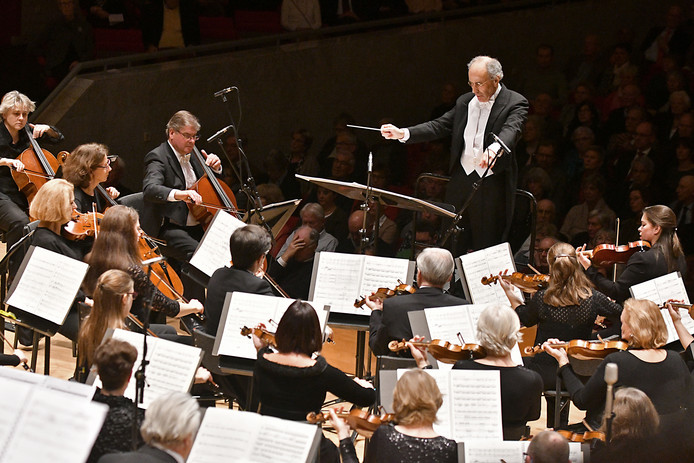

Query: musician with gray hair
381 56 528 253
368 247 469 356
98 392 201 462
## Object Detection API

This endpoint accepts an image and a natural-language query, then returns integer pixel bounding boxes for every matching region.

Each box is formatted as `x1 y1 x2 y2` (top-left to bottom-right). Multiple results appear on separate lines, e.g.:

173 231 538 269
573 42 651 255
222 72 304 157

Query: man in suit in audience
367 247 469 356
267 225 318 300
205 225 275 337
98 392 201 463
276 203 338 258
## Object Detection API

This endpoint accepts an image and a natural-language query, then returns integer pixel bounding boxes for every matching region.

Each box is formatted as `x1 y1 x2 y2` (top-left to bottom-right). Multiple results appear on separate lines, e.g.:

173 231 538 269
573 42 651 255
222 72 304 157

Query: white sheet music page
188 408 319 463
95 329 201 408
216 293 329 358
630 272 693 343
0 377 33 451
189 210 247 277
359 255 412 302
311 252 365 315
0 388 108 463
399 369 503 441
458 243 522 305
6 246 88 325
463 441 524 463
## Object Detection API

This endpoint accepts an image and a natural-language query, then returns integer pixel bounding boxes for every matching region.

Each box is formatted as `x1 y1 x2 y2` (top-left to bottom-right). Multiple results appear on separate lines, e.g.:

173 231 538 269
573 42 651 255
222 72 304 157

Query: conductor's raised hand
380 124 405 140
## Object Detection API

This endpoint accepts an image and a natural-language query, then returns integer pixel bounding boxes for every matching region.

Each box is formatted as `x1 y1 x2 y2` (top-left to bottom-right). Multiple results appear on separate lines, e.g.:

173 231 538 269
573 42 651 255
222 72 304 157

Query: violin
187 146 239 229
387 339 486 364
62 210 103 240
354 280 416 308
306 409 395 438
241 325 276 347
11 125 61 203
579 241 651 266
660 300 694 319
481 271 550 293
524 338 629 359
557 430 605 443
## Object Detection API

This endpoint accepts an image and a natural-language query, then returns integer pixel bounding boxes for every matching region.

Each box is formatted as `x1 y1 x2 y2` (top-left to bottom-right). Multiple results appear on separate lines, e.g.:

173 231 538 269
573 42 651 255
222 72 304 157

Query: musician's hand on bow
328 408 352 440
542 338 569 366
178 299 204 317
13 349 28 365
380 123 404 140
29 123 51 138
1 158 24 172
363 296 383 312
202 150 222 172
106 186 120 200
407 335 429 369
175 189 203 205
194 366 215 385
353 377 374 389
576 244 591 270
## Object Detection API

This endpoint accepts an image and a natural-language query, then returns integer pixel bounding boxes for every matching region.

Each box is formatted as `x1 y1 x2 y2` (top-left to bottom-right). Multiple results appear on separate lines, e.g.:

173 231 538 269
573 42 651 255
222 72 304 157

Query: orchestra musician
23 179 86 343
87 338 144 463
543 299 694 437
252 300 376 462
0 91 63 250
409 305 544 440
82 205 204 325
205 224 275 337
141 110 222 263
499 242 622 388
62 143 120 213
577 205 687 304
367 247 469 356
329 369 457 463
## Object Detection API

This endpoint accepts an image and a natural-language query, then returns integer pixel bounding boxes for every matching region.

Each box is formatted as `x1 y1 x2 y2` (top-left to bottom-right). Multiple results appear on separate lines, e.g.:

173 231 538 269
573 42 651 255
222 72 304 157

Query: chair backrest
192 328 225 376
118 192 145 216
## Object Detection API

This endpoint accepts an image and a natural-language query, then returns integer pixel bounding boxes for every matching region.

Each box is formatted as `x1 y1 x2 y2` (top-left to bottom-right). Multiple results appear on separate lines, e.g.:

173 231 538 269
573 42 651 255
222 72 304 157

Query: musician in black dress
62 143 120 213
330 369 457 463
0 91 63 248
577 205 686 304
410 304 543 440
253 300 375 462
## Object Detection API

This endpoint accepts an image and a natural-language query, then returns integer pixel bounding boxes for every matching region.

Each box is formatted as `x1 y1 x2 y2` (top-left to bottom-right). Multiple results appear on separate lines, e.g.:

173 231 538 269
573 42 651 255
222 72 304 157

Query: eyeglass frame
177 130 200 141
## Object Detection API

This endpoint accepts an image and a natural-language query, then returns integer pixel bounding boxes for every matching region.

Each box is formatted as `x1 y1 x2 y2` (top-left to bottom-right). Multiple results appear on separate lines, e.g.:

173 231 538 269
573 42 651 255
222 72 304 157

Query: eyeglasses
177 131 200 141
95 159 111 169
125 291 138 298
468 78 491 88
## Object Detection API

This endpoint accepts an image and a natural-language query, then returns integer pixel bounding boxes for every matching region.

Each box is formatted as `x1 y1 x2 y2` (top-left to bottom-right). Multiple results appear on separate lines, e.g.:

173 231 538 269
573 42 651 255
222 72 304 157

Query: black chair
117 192 144 214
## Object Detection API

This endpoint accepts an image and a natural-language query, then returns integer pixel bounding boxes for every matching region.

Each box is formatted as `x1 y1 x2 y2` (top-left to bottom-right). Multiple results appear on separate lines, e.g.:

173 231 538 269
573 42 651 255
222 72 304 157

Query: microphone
604 363 618 428
489 132 512 155
367 151 373 173
141 256 166 267
207 125 234 143
214 86 237 98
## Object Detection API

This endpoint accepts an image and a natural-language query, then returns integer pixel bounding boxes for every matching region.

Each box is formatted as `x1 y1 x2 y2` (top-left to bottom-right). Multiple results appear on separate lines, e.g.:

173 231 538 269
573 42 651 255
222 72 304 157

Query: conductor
381 56 528 253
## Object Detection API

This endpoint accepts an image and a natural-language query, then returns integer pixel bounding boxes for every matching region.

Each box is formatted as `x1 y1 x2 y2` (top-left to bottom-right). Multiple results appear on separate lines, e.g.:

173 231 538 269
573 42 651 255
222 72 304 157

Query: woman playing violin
62 143 120 213
500 243 622 388
83 205 204 325
409 305 543 440
252 300 375 463
578 205 686 304
329 369 457 463
544 299 694 437
0 91 63 248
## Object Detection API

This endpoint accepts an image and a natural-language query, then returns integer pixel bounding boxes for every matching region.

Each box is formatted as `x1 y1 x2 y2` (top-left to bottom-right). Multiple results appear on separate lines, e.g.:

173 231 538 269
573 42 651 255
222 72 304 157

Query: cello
11 125 61 203
188 146 239 227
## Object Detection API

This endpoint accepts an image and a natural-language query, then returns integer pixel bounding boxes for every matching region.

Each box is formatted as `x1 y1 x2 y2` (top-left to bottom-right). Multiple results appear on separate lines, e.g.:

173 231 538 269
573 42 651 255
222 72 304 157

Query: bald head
526 430 569 463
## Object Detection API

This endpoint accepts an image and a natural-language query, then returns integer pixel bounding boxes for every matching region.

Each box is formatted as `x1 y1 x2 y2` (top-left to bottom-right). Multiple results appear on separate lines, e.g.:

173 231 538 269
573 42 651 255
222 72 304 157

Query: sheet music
188 408 319 463
630 272 693 344
91 329 202 408
5 246 89 325
311 252 365 315
463 441 584 463
423 304 523 369
215 292 329 358
458 243 522 305
399 369 503 441
189 210 247 277
309 252 413 316
0 378 33 450
0 388 108 463
0 368 96 401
